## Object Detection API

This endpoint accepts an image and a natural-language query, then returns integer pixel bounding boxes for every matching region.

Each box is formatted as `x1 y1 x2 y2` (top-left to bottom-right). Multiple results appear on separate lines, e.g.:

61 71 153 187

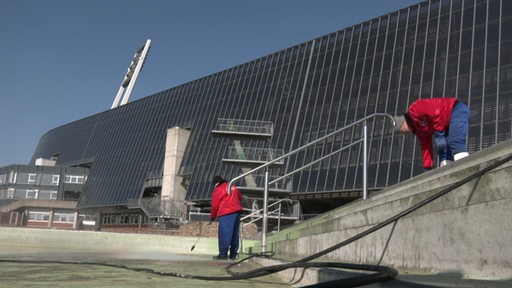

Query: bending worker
210 175 243 260
394 97 471 171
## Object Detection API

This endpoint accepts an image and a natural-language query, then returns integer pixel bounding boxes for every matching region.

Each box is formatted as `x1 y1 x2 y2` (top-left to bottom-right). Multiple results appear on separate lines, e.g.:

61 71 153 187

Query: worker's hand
210 218 215 224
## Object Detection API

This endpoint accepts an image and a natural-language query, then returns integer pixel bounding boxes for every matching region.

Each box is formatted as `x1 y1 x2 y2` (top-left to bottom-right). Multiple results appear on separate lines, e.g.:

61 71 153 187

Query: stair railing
239 198 298 253
137 197 187 222
228 113 395 253
240 198 298 228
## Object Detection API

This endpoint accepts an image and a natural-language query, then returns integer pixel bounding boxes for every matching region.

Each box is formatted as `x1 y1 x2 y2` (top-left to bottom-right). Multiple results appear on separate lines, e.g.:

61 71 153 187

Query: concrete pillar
161 127 191 217
48 210 54 228
72 211 79 229
9 211 16 226
21 210 27 226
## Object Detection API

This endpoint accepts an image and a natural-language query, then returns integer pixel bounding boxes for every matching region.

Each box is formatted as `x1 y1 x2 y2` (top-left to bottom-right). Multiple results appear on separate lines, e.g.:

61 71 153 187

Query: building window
26 190 38 199
120 215 129 224
52 175 60 185
100 213 141 225
28 212 50 221
40 173 57 185
14 189 26 199
129 215 139 224
38 190 58 200
7 188 14 199
28 173 36 184
65 175 84 184
102 214 116 224
54 213 74 223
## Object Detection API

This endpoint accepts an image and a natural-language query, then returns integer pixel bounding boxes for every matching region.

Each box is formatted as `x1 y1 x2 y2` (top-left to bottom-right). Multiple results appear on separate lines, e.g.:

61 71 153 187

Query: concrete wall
0 225 261 259
0 227 218 257
262 140 512 280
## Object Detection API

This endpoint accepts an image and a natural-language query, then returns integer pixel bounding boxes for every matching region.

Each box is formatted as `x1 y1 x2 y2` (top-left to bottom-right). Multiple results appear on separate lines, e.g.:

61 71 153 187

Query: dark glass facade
31 0 512 212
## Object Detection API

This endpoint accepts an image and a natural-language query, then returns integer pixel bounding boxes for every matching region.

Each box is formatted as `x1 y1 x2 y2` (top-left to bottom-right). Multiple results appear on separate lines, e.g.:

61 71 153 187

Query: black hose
0 257 396 287
1 154 510 287
226 257 398 288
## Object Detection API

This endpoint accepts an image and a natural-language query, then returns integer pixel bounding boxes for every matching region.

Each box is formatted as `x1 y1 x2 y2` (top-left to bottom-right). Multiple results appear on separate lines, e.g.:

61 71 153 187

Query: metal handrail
228 113 395 193
240 198 296 224
215 118 274 135
241 207 281 226
228 113 395 252
269 138 364 185
224 146 285 163
239 198 297 253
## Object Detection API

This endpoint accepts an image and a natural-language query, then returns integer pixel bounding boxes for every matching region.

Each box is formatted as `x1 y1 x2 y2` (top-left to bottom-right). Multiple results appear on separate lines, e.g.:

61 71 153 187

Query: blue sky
0 0 420 167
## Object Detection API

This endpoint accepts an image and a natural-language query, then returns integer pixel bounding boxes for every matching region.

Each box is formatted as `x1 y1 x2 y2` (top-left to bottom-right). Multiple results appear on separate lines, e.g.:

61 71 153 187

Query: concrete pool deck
2 224 512 287
0 227 290 288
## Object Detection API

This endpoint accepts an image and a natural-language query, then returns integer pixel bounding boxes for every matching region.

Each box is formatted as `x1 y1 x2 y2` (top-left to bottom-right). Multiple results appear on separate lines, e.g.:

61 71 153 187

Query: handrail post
277 202 282 232
262 167 269 253
363 120 368 200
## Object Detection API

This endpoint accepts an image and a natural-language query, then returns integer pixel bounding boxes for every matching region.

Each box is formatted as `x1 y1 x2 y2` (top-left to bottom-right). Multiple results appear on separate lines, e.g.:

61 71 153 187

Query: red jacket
210 182 243 219
406 98 458 169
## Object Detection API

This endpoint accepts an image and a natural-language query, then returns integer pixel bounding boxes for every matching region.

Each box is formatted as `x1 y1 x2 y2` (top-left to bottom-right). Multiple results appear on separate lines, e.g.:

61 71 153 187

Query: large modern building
3 0 512 230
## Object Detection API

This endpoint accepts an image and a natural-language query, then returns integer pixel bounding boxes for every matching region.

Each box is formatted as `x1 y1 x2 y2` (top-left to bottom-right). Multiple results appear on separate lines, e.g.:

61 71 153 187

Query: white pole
111 86 125 109
261 168 269 253
363 121 368 199
121 39 151 106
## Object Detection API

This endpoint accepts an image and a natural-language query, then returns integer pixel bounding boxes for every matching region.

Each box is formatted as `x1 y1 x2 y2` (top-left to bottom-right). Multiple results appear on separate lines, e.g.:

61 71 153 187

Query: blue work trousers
437 101 471 161
217 212 241 259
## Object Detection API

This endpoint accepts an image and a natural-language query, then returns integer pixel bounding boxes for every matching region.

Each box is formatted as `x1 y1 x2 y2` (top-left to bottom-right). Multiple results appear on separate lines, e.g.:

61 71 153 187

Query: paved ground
2 227 511 287
0 227 291 288
0 256 291 288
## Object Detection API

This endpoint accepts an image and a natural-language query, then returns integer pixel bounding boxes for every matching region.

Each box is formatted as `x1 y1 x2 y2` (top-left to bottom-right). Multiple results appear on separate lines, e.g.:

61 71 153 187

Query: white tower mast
111 39 151 109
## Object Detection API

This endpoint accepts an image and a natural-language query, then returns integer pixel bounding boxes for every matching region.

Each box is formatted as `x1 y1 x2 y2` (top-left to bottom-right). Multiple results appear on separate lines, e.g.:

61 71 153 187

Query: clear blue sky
0 0 420 167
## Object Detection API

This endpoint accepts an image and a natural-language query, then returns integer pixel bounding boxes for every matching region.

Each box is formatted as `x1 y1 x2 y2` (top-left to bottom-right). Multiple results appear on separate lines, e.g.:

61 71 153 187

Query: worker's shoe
213 255 228 260
454 152 469 161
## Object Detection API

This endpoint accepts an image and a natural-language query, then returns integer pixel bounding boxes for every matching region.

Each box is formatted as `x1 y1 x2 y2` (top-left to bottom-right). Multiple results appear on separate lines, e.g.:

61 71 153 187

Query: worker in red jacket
210 175 243 260
394 97 471 170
